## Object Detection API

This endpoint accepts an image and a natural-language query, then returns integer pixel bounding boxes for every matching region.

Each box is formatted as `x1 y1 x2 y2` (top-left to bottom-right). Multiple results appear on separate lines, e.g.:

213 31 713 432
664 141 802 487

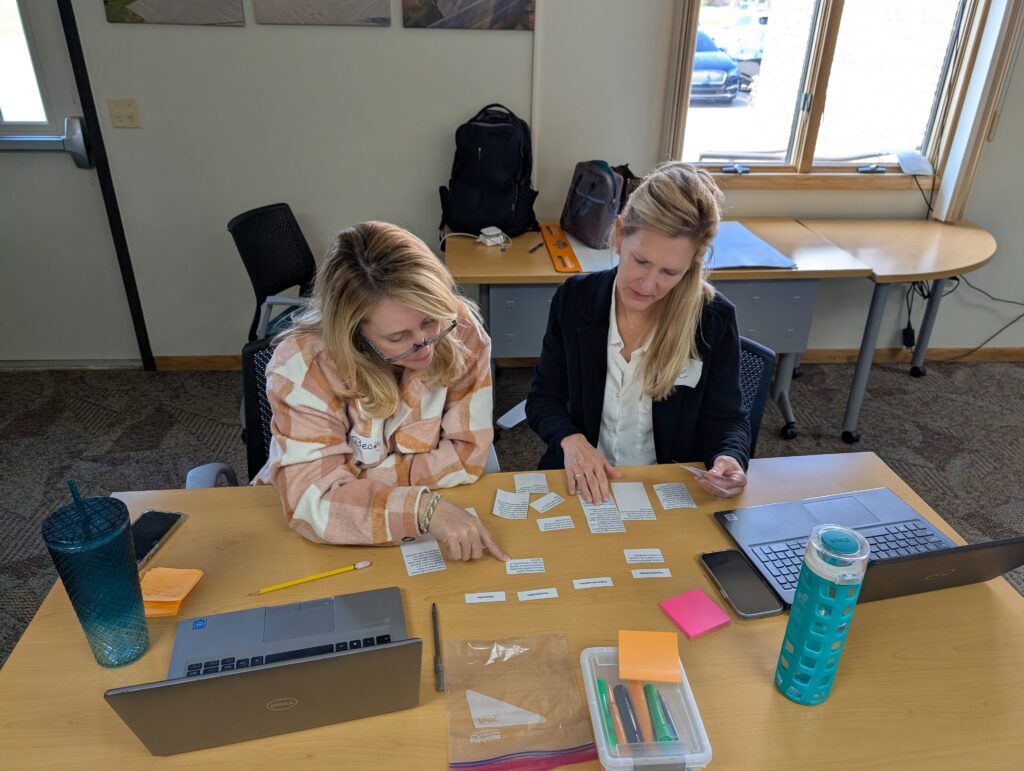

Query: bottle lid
821 529 861 555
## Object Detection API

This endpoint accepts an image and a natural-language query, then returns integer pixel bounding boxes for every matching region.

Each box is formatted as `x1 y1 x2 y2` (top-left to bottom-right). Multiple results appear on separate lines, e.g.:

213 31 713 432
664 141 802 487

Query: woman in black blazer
526 162 750 504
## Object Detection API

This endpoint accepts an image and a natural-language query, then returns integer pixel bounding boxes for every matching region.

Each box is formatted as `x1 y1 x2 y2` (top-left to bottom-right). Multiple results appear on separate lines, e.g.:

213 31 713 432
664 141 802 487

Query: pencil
249 560 372 595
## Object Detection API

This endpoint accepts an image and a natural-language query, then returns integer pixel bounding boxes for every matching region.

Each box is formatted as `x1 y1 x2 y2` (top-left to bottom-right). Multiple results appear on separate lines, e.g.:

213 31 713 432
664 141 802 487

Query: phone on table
131 510 185 568
699 549 784 619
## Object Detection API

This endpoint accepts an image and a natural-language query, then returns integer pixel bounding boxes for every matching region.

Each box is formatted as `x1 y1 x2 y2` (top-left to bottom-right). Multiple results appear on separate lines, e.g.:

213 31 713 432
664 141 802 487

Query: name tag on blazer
349 429 385 465
674 359 703 388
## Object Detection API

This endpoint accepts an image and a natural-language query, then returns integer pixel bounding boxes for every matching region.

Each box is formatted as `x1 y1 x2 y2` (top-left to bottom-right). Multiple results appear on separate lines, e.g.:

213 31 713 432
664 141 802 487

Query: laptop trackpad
803 496 879 528
263 599 336 642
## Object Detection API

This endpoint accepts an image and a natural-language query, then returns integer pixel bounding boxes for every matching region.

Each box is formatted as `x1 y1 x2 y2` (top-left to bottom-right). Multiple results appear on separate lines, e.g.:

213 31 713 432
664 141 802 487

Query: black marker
613 684 641 743
432 603 444 692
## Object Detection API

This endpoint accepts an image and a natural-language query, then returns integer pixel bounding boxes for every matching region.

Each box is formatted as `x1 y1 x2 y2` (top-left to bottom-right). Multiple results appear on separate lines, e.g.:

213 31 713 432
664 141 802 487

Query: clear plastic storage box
580 646 712 769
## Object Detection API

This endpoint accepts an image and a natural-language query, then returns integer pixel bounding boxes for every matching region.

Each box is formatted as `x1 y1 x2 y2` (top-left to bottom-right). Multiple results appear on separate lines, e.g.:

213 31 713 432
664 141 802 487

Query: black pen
529 241 545 253
432 602 444 692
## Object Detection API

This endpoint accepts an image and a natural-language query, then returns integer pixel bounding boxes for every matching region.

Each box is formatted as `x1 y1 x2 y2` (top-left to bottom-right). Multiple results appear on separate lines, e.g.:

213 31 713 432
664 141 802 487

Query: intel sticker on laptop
192 619 207 630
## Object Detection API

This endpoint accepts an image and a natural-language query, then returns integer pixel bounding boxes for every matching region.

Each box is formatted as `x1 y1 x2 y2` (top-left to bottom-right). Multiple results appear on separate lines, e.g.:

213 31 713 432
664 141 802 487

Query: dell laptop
716 487 1024 605
105 587 421 755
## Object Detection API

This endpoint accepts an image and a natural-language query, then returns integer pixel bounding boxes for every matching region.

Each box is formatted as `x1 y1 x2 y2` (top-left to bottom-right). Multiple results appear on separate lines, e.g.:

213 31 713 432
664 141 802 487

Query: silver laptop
105 587 421 755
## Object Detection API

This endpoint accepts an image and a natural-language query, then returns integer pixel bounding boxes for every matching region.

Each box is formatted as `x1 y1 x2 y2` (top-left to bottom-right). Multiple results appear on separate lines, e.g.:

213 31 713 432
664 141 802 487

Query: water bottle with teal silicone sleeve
775 524 870 705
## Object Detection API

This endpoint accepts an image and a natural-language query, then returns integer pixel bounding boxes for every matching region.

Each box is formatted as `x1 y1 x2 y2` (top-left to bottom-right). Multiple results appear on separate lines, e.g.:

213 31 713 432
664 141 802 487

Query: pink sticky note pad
659 589 731 639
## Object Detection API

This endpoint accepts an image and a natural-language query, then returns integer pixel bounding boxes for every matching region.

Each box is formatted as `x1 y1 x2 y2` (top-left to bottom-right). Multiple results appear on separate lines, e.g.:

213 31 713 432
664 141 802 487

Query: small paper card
632 568 672 579
518 587 558 601
506 558 545 575
618 629 681 683
659 588 731 639
401 537 447 577
466 507 478 518
624 548 664 564
530 492 565 513
580 497 625 534
465 592 506 604
536 515 574 532
573 577 613 589
492 490 530 519
612 482 657 521
653 482 697 510
514 473 550 495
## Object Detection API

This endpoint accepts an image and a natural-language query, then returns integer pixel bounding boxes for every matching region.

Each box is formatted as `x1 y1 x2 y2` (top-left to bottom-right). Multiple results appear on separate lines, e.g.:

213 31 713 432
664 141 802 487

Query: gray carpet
2 362 1023 668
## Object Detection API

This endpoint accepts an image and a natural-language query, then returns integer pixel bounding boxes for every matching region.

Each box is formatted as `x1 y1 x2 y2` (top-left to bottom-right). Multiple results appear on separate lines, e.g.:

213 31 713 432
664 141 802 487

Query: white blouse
597 291 657 467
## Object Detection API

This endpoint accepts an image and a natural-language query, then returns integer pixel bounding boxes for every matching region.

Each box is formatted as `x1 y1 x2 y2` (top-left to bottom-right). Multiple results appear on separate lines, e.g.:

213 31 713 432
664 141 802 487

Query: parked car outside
691 30 740 103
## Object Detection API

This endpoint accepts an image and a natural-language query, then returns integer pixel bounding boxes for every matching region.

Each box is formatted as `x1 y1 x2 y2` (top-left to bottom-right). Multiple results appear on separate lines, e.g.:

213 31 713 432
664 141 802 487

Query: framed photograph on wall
254 0 391 27
103 0 244 26
403 0 534 31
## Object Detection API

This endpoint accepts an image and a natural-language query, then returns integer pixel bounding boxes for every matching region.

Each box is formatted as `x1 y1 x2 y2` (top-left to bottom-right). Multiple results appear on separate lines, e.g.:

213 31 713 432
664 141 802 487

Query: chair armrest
496 400 527 430
264 294 310 308
185 463 239 489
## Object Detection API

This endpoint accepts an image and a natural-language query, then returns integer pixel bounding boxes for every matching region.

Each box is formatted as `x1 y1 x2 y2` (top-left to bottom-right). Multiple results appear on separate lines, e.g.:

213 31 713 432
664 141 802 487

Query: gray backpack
559 160 623 248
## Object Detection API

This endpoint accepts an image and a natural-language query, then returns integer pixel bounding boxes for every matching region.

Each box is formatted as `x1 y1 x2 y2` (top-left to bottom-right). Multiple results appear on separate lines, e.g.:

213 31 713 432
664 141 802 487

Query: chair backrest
242 337 277 481
227 203 317 341
738 336 776 458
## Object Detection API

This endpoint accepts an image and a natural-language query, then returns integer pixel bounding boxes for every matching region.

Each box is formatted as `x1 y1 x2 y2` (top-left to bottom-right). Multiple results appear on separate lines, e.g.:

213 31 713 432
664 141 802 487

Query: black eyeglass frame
360 318 459 363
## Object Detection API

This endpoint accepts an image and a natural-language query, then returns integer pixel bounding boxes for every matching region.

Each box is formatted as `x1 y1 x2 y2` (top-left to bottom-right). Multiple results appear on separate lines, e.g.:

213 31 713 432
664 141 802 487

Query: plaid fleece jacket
254 308 493 545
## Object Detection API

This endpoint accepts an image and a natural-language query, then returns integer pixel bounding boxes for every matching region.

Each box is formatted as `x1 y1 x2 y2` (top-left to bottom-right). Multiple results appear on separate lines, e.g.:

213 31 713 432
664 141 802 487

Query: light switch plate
108 98 141 128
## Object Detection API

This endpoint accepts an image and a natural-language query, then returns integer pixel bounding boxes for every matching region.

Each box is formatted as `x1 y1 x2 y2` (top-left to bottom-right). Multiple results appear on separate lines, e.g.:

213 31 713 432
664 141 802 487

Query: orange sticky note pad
141 567 204 603
144 600 183 618
618 630 681 684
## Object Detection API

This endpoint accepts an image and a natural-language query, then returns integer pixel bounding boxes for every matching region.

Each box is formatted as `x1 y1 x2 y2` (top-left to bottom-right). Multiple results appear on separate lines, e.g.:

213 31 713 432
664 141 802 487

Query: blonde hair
284 221 474 417
618 161 723 401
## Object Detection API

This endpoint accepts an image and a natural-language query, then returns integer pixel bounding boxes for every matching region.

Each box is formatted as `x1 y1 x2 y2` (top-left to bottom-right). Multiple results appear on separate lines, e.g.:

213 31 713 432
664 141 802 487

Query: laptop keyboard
184 634 392 677
752 521 951 592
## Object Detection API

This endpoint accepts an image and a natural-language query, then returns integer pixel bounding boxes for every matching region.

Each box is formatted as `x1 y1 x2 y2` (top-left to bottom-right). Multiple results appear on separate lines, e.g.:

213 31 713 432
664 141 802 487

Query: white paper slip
466 507 478 518
514 473 550 495
465 592 507 604
612 482 657 521
573 577 614 589
537 515 574 532
579 497 626 534
632 568 672 579
506 558 546 575
530 492 565 513
492 490 530 519
653 482 697 510
518 587 559 601
400 537 446 577
624 548 665 564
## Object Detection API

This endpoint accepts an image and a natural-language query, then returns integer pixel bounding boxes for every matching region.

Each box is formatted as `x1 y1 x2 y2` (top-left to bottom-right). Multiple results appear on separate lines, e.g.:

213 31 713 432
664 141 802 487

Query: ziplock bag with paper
443 633 596 770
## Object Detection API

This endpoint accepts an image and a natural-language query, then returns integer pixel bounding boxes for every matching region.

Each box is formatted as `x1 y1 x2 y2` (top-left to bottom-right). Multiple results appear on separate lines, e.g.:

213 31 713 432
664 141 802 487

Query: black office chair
227 203 317 342
186 338 500 488
737 336 776 458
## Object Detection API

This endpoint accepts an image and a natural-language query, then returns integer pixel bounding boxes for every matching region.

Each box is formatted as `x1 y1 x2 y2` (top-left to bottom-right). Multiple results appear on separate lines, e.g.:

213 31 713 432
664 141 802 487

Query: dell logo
925 568 957 581
266 697 299 711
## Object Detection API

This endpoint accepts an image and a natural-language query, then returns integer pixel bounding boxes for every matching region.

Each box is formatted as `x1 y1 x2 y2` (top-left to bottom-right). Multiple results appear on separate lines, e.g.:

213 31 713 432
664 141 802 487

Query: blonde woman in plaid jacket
256 221 508 562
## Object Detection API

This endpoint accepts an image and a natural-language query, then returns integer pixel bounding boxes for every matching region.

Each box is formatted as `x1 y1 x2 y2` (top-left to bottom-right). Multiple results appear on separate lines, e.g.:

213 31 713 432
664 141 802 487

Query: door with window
0 0 138 363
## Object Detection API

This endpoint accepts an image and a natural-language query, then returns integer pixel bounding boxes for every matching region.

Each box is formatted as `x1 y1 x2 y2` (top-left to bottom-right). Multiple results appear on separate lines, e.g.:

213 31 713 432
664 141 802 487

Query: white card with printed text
624 548 665 564
514 473 550 495
465 592 506 604
537 515 574 532
530 492 565 513
492 490 530 519
518 587 558 601
653 482 697 510
573 577 614 589
579 497 626 534
400 537 446 577
613 482 657 520
506 558 546 575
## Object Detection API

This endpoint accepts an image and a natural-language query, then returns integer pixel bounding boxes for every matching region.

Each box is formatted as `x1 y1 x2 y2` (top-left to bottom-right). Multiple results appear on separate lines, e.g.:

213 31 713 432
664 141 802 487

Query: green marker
596 678 617 749
644 683 674 742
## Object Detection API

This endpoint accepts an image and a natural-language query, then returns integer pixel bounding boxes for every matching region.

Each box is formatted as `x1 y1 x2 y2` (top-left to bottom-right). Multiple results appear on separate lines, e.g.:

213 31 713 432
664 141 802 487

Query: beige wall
2 0 1021 360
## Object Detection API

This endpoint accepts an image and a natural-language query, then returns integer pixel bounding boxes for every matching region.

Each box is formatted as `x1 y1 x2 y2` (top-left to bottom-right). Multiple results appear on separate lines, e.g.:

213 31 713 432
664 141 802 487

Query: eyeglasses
361 318 458 363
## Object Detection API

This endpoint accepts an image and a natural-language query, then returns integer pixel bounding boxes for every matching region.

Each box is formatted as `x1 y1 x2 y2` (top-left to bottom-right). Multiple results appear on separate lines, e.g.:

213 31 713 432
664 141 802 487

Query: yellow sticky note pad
618 630 682 683
141 567 204 603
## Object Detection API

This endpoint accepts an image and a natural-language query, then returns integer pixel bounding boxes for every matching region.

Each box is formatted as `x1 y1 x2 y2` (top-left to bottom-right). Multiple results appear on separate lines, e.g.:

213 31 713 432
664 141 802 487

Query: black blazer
525 268 751 470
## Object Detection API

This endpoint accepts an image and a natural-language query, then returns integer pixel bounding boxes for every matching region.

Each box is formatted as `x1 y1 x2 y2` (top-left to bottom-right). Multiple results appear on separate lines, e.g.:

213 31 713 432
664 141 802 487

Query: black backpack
439 103 538 241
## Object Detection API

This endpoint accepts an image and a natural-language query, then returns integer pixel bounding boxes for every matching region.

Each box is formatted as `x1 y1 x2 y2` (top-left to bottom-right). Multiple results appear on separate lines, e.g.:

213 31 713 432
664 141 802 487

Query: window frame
669 0 991 191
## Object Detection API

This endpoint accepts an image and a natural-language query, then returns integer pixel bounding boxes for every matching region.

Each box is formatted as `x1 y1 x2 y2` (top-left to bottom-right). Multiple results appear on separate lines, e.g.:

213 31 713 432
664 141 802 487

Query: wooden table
446 217 871 438
799 220 997 444
3 452 1022 768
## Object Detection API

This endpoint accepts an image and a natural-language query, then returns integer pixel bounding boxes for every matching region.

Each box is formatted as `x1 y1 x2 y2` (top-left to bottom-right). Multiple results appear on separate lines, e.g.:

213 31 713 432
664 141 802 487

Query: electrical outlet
108 98 141 128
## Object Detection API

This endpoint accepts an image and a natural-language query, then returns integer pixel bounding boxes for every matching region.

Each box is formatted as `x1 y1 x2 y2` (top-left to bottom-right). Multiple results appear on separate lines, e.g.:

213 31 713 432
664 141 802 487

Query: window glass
0 0 47 124
683 0 819 166
813 0 965 164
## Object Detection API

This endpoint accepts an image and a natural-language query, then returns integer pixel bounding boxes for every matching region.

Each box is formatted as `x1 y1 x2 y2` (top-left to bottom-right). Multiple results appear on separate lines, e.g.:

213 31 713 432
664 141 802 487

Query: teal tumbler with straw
41 483 150 667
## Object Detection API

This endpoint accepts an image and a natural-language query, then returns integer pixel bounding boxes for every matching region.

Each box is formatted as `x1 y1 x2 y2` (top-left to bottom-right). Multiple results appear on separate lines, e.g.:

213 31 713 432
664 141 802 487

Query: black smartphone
131 510 185 568
699 549 784 619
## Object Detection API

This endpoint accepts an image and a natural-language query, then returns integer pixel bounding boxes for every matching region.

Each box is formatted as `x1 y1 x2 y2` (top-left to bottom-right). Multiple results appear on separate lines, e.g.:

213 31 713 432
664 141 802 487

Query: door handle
0 116 93 168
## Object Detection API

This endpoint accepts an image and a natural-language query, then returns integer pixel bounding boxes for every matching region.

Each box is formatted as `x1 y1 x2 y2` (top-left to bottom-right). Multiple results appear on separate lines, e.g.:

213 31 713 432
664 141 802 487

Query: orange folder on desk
618 629 682 684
